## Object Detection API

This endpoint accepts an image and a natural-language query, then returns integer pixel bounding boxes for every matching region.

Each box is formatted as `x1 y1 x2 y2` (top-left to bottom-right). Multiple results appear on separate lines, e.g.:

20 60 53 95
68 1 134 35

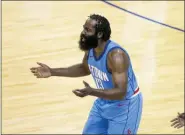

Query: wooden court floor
2 1 184 134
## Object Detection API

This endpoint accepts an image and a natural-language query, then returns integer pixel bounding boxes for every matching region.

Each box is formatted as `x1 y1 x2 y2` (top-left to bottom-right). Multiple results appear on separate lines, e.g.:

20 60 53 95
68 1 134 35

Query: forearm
89 88 126 100
50 64 90 77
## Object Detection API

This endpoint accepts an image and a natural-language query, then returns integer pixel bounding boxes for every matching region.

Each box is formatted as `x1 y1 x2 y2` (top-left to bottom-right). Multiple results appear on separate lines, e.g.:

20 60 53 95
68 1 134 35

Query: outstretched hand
30 62 51 78
171 112 185 129
72 81 93 98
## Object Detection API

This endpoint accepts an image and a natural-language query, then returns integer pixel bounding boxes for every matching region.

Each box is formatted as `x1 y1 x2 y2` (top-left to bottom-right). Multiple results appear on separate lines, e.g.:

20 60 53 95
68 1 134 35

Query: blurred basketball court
2 1 184 134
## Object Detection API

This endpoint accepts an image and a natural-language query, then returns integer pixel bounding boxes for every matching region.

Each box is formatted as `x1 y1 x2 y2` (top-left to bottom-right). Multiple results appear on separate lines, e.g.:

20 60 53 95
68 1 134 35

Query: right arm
50 52 90 77
30 52 90 78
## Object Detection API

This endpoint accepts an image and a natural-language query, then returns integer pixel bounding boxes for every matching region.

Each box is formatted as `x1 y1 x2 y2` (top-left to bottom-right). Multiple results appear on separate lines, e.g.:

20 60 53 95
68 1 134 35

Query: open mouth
82 37 85 42
81 36 86 42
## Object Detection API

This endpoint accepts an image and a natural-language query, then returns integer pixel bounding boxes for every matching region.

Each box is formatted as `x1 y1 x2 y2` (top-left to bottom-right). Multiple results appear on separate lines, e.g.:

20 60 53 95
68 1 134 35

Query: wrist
88 88 95 95
50 68 55 76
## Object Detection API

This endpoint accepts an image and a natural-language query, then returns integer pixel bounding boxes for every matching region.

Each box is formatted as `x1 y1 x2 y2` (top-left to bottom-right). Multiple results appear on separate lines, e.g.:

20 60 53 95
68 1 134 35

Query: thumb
37 62 47 67
178 112 181 116
83 81 90 87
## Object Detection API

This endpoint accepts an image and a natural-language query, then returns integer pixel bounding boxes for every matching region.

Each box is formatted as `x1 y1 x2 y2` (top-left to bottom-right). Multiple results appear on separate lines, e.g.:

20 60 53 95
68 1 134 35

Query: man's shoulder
107 41 129 62
108 48 126 58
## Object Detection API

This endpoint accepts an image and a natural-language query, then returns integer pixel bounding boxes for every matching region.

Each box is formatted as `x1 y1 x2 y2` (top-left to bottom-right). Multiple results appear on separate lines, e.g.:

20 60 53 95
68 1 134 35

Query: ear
97 32 103 39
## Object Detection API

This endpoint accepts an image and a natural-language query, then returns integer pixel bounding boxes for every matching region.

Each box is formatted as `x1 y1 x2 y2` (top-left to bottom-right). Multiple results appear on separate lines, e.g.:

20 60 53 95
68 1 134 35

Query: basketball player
171 112 184 129
30 14 143 134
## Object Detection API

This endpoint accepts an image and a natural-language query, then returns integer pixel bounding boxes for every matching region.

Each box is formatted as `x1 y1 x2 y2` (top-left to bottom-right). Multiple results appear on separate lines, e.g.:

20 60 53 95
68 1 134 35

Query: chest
88 64 109 82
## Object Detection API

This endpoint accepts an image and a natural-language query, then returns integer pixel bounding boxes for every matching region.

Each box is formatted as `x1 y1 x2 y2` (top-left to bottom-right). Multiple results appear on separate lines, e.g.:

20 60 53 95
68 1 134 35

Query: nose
82 29 87 35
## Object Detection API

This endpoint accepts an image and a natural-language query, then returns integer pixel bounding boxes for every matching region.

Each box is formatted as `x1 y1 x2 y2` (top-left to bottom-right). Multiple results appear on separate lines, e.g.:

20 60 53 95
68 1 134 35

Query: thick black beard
78 34 98 51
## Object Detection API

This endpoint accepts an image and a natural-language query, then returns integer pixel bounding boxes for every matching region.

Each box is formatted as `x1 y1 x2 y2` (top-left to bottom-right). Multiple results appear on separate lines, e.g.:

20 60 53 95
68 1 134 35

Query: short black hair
89 14 111 41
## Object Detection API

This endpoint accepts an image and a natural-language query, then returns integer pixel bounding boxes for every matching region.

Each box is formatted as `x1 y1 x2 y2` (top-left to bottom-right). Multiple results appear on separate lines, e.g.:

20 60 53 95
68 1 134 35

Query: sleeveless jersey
87 40 139 100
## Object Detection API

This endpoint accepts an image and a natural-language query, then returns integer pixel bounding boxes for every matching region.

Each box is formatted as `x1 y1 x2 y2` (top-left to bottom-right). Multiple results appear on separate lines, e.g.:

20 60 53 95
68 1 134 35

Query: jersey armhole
106 47 125 74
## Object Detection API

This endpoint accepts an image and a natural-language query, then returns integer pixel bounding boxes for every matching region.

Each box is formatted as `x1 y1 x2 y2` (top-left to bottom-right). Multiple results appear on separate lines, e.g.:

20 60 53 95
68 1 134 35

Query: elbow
116 95 125 100
101 88 127 100
116 89 126 100
105 89 126 100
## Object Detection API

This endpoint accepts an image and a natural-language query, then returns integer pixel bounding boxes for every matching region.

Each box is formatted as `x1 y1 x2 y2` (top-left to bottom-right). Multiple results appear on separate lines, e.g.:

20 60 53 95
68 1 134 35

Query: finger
37 62 46 67
37 76 42 78
176 123 183 128
76 91 86 97
171 121 179 127
177 125 183 129
83 81 89 87
78 89 90 95
171 118 178 122
31 70 37 73
30 68 39 72
77 94 85 97
174 123 182 128
34 72 43 78
73 89 86 93
78 89 86 93
72 89 80 93
34 73 39 76
73 91 85 97
73 90 83 95
30 67 37 70
171 124 179 128
74 90 83 95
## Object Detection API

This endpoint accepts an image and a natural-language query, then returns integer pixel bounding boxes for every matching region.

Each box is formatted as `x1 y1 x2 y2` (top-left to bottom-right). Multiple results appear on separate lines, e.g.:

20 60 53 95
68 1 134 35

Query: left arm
171 112 185 129
89 48 129 100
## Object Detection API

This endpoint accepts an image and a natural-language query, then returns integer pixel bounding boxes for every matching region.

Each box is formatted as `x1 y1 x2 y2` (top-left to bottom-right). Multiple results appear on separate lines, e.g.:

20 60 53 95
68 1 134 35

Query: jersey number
95 78 104 89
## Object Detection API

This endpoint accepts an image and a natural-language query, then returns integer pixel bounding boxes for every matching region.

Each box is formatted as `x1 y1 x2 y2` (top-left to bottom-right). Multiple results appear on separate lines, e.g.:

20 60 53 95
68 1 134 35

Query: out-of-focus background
2 1 184 134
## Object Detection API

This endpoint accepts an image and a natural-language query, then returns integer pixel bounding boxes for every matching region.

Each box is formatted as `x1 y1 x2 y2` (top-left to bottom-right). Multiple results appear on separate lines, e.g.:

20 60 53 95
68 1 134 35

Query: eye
83 25 90 32
85 28 89 32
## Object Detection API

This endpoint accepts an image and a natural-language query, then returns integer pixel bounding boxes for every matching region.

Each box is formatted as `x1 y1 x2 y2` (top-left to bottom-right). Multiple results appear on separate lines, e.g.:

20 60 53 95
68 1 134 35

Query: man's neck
94 40 108 54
